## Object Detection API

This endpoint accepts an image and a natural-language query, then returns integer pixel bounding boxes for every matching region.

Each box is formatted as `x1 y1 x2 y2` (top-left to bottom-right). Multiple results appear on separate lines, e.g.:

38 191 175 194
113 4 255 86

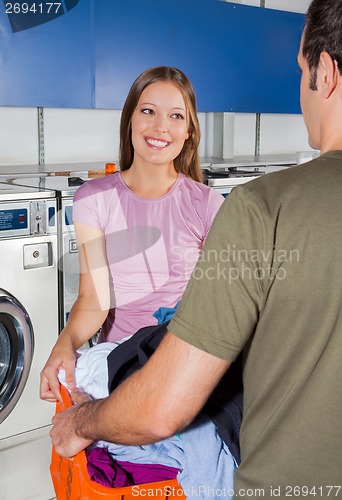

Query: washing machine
203 160 294 197
0 181 58 500
1 174 92 332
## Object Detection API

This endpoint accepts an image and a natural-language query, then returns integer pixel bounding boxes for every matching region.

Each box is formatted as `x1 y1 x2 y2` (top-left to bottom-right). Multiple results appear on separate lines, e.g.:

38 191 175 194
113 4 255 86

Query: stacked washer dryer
0 180 58 500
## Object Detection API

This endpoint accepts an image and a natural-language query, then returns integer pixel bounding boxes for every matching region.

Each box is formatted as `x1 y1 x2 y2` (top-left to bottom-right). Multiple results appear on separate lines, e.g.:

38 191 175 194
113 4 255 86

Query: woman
40 66 224 403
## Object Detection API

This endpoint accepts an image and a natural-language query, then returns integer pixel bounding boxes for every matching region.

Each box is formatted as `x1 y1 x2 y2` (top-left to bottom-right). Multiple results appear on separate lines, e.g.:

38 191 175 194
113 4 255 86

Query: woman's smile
145 136 171 149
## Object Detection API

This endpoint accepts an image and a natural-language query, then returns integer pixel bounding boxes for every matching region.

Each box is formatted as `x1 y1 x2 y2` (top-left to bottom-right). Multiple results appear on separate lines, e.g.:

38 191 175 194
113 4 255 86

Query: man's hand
50 388 93 458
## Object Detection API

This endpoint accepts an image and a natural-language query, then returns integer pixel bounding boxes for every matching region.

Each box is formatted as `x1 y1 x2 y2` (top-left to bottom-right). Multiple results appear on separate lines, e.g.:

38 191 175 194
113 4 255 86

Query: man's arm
50 331 231 458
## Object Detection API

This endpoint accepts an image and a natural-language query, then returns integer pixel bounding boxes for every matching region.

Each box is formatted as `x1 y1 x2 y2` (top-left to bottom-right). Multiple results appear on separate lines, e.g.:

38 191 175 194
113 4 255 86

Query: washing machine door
0 289 34 424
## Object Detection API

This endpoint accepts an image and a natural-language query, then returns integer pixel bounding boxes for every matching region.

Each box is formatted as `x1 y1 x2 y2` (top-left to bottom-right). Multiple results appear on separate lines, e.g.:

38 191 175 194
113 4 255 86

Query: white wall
260 114 308 154
0 0 314 167
265 0 311 14
0 107 38 165
43 108 121 164
224 0 311 13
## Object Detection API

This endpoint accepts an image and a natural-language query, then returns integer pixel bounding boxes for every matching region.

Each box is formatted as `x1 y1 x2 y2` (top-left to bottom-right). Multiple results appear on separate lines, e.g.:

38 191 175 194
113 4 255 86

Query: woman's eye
171 113 185 120
141 108 154 115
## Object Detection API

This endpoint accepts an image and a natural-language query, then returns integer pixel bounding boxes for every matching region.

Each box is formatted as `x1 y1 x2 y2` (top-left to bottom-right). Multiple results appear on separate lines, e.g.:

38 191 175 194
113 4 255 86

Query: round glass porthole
0 290 34 424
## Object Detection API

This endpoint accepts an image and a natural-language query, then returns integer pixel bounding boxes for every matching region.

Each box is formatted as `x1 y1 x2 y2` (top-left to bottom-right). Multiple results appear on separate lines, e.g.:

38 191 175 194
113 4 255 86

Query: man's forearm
72 393 167 446
72 364 182 445
71 332 230 447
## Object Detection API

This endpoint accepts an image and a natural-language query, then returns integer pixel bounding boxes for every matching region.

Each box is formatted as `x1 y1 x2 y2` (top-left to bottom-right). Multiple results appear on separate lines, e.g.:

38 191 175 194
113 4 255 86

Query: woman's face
130 81 190 169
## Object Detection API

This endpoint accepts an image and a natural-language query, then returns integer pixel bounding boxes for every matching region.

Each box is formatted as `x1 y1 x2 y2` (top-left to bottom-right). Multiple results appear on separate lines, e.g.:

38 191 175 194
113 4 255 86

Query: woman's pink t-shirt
73 172 223 341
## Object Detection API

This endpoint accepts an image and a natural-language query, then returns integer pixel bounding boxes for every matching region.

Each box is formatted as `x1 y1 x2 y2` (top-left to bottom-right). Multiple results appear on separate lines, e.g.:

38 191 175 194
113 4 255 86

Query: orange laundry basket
50 385 186 500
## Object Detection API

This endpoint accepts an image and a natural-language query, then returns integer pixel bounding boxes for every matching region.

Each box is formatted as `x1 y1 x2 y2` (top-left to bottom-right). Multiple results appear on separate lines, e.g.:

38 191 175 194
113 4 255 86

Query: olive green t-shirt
169 152 342 497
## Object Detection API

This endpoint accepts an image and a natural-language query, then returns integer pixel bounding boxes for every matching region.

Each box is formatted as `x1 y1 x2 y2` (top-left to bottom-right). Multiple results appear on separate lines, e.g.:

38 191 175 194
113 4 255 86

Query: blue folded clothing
152 302 180 324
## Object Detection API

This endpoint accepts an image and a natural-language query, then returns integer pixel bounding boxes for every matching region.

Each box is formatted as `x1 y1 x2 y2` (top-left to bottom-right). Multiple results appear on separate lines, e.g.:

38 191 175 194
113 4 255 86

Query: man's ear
319 51 339 99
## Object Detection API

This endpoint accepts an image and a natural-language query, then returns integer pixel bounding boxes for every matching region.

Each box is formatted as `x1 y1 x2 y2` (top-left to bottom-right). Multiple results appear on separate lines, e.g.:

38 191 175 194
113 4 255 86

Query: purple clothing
86 447 178 488
73 172 223 341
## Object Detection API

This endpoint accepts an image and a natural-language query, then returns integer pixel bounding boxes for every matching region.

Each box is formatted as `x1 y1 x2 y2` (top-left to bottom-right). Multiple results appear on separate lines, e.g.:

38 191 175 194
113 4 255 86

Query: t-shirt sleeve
169 185 271 362
73 182 101 230
204 189 225 239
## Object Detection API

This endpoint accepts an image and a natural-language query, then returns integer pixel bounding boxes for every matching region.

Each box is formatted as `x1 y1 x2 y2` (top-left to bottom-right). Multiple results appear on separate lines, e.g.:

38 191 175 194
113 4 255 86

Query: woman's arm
40 222 110 403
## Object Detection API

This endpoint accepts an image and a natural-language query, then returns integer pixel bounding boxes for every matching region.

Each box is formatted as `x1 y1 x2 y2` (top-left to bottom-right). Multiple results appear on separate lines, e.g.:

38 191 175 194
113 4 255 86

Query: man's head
298 0 342 152
303 0 342 91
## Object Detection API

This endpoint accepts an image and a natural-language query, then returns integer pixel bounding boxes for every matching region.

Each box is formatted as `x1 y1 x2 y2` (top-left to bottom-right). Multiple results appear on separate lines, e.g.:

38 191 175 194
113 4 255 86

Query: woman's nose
154 115 168 134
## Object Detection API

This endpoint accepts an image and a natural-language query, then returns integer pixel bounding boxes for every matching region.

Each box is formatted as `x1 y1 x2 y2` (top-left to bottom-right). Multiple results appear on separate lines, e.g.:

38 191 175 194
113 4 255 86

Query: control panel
0 200 56 238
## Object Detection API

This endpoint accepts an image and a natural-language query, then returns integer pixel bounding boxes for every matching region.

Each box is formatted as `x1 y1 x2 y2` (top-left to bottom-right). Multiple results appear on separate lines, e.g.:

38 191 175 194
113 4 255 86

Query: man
50 0 342 496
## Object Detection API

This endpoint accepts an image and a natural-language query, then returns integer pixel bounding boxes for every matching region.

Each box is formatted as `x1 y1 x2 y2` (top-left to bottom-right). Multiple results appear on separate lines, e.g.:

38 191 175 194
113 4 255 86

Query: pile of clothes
59 315 243 500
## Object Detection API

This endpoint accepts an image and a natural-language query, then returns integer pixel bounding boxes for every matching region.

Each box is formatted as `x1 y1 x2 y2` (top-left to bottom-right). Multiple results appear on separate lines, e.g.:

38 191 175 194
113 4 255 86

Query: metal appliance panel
0 181 55 202
203 160 295 196
0 235 58 437
0 188 58 500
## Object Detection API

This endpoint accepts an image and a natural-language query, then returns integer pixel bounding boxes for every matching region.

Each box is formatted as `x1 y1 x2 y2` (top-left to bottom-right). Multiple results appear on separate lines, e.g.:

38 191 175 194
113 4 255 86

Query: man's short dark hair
303 0 342 90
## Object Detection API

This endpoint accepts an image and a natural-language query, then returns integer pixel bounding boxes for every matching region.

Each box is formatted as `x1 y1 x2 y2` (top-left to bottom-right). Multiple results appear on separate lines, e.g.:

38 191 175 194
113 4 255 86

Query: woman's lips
145 137 171 148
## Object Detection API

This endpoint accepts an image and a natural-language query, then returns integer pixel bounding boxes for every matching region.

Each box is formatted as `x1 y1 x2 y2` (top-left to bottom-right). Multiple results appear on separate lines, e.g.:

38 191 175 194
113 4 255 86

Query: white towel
58 342 116 399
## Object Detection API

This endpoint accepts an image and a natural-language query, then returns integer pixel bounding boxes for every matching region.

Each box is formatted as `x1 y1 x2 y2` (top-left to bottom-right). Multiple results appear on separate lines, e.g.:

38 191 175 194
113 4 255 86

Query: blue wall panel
0 0 305 112
0 0 93 108
94 0 304 113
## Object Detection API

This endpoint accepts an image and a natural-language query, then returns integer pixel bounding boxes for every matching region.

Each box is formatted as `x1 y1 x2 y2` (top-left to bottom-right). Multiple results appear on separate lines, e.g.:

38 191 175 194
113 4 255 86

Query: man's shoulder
245 152 342 195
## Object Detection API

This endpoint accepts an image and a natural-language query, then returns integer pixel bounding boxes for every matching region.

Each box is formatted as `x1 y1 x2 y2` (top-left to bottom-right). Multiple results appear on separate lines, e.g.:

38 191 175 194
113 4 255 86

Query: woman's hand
40 333 76 404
